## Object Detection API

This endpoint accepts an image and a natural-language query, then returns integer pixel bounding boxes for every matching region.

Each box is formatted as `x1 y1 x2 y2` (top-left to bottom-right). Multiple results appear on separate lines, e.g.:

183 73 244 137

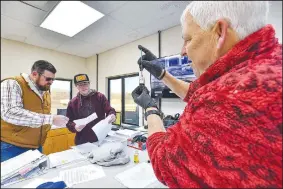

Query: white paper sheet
104 115 112 123
116 129 141 138
104 135 128 143
92 118 112 146
74 112 98 126
107 130 117 136
71 142 98 155
59 165 105 187
48 149 86 168
1 150 43 178
115 162 158 188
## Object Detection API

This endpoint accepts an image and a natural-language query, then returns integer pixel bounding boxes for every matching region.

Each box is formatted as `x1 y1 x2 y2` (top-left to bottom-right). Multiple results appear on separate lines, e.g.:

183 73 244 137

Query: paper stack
115 129 142 139
71 142 98 155
1 150 48 186
104 135 128 143
48 149 87 168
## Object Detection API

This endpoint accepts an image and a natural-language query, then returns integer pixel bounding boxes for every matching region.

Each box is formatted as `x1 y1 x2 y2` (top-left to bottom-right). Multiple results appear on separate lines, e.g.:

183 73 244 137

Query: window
50 79 72 115
109 78 122 112
108 74 139 126
124 76 139 125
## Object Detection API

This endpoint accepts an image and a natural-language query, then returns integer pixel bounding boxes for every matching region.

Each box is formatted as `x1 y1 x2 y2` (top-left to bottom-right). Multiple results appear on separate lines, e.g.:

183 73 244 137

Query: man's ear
212 19 229 49
31 71 38 77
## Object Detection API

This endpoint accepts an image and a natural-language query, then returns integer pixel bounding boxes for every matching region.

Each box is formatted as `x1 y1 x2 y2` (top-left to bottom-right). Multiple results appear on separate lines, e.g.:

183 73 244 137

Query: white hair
180 1 269 39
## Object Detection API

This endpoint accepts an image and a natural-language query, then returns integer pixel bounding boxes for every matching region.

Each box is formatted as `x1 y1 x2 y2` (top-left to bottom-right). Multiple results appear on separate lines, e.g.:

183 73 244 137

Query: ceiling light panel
40 1 104 37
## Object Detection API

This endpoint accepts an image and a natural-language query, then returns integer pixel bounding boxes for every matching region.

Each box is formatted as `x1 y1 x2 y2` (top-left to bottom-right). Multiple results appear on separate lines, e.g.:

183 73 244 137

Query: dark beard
35 78 50 91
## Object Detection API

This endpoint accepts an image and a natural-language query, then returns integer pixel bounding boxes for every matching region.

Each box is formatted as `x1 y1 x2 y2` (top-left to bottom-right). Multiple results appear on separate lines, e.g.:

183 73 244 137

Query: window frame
50 78 73 115
52 78 73 99
108 73 139 126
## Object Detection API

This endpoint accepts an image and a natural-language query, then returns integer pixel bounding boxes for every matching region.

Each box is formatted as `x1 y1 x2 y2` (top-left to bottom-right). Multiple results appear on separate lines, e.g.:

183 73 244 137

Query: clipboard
1 150 48 187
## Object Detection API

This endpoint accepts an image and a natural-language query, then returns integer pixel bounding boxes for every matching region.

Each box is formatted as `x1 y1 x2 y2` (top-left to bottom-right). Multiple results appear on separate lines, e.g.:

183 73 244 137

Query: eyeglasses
39 73 55 82
77 82 89 87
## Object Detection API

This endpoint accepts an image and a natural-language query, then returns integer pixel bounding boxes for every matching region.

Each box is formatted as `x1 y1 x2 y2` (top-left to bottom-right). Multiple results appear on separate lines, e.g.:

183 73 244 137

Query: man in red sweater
66 74 116 145
132 1 282 188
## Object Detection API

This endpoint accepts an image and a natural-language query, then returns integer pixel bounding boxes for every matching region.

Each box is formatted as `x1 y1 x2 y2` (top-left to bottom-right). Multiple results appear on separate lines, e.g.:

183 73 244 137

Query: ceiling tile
109 1 189 30
56 39 102 58
23 1 59 12
4 0 281 58
1 15 35 42
74 17 145 54
96 31 142 53
1 1 48 26
136 11 182 37
74 16 134 44
82 1 128 15
24 27 70 50
23 1 49 7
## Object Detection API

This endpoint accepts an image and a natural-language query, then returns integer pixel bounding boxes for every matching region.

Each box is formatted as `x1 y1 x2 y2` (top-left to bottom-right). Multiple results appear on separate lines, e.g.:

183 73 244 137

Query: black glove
138 45 166 80
138 45 157 62
131 85 157 110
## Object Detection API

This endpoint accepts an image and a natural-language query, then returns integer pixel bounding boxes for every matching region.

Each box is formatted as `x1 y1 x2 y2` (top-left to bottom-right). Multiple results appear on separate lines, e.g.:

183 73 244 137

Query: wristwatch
145 109 161 121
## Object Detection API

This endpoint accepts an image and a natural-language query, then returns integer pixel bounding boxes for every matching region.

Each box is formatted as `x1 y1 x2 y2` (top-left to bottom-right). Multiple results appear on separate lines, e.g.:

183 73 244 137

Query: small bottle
134 150 139 163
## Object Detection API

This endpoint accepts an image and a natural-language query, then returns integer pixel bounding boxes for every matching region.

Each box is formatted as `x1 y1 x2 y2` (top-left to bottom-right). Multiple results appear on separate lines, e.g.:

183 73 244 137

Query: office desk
3 146 168 188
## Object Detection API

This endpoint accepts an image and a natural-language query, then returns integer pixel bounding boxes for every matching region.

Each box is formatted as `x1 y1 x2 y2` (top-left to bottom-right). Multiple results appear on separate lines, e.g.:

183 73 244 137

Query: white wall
86 55 97 90
161 25 183 57
268 1 282 43
95 25 183 97
1 38 88 97
97 34 158 95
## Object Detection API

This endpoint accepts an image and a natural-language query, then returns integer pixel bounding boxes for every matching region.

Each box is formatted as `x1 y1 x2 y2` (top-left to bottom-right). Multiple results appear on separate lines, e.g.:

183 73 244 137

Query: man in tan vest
1 60 69 162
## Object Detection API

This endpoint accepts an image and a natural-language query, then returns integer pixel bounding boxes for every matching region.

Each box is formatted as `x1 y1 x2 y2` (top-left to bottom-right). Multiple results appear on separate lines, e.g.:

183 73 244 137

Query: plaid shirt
1 73 53 128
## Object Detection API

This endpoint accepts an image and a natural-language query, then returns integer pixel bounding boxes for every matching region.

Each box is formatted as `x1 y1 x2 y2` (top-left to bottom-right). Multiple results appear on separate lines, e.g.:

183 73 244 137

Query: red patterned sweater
147 25 282 188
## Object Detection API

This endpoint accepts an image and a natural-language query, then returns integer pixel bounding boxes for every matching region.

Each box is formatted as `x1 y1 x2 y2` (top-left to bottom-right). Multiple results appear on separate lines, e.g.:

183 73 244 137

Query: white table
3 146 168 188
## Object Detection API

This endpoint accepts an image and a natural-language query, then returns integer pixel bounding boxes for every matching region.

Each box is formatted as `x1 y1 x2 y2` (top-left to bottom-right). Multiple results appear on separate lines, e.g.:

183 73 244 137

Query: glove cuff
146 100 158 110
145 109 161 120
157 70 166 80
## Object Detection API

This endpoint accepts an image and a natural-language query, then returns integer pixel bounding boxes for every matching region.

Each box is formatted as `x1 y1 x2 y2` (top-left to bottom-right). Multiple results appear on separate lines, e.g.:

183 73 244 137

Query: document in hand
92 117 113 146
74 112 98 126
